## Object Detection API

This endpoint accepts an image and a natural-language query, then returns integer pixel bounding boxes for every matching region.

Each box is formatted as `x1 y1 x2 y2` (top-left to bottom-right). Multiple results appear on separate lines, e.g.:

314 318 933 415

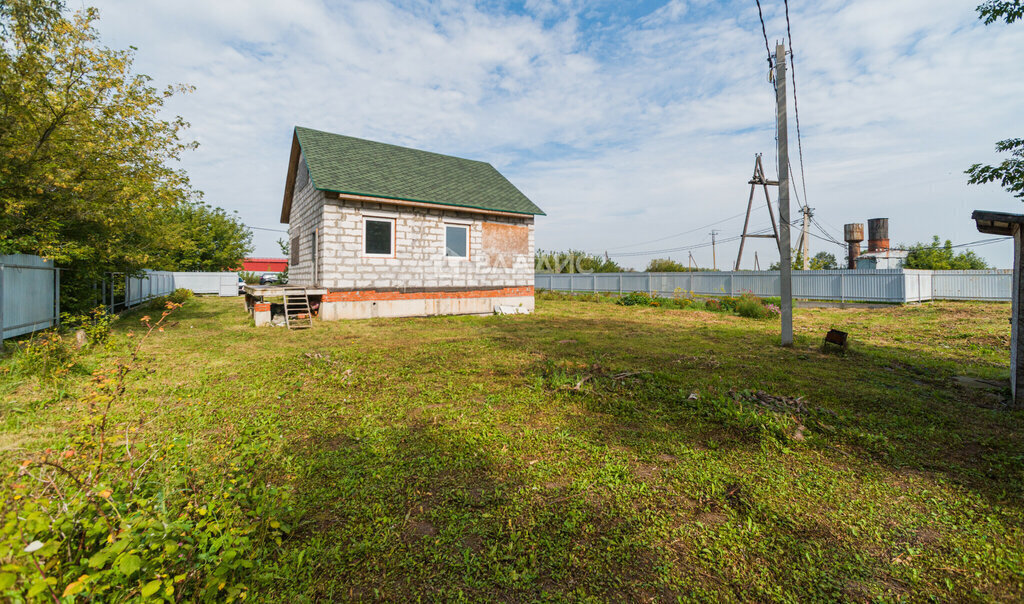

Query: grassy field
2 294 1023 601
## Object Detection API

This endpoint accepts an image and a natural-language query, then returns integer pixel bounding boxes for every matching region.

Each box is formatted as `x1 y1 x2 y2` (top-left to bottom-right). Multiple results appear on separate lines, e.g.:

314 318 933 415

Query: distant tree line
1 0 252 312
902 237 990 270
535 250 624 273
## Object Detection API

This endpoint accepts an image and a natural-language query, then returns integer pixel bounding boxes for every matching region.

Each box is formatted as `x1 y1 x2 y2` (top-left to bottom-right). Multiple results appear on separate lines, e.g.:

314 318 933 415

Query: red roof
242 258 288 272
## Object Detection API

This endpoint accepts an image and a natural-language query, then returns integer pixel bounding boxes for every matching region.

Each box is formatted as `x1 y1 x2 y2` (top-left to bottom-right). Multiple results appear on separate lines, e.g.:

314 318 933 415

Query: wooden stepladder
283 289 313 330
735 154 781 270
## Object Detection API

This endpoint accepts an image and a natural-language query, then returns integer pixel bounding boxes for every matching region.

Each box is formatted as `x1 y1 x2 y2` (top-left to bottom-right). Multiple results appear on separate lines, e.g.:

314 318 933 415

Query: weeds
0 301 292 602
60 307 115 346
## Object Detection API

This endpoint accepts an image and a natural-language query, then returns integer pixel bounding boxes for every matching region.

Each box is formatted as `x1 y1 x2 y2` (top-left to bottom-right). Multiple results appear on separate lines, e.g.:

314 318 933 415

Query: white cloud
88 0 1023 267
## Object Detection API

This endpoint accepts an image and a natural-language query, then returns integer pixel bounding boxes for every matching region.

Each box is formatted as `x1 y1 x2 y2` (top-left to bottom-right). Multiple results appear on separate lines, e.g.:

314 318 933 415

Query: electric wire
602 211 749 251
755 0 773 70
783 0 810 214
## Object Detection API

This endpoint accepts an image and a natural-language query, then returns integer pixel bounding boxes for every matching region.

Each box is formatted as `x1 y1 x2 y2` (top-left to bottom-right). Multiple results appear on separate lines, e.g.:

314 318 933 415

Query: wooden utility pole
688 252 696 270
735 154 781 270
710 230 720 270
776 42 793 346
754 251 760 270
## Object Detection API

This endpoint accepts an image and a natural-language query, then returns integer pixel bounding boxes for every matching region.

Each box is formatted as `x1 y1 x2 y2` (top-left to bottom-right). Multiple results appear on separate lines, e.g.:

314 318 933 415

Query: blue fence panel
1 254 59 340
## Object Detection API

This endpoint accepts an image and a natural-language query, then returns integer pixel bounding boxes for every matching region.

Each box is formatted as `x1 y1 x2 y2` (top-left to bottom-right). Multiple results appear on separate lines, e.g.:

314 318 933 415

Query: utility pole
735 154 781 270
710 230 720 270
688 252 696 270
776 42 793 346
797 206 812 269
754 251 760 270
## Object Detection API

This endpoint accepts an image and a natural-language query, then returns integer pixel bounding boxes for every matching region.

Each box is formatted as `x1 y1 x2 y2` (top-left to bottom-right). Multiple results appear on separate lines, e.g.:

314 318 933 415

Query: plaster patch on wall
482 222 529 267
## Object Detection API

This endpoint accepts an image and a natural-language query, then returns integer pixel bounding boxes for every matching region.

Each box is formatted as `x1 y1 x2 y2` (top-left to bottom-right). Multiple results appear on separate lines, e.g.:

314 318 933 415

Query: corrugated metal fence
1 256 241 341
172 272 239 297
536 269 1012 303
0 254 60 340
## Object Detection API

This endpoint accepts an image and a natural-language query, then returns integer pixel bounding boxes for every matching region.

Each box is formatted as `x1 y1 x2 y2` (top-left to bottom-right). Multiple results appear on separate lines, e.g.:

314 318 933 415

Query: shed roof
281 126 544 222
972 210 1024 237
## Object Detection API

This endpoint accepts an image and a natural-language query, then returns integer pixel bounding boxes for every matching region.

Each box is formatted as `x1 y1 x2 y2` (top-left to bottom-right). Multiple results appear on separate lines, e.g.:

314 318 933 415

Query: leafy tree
976 0 1023 24
808 251 838 270
0 0 212 310
966 3 1023 198
769 249 805 271
643 257 708 272
156 202 253 271
535 249 622 273
275 237 290 284
903 236 990 270
966 138 1024 200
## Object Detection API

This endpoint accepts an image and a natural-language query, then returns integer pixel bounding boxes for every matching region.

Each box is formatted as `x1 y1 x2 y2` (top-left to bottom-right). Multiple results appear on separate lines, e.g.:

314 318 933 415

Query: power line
605 211 748 251
755 0 773 70
783 0 811 215
609 224 777 258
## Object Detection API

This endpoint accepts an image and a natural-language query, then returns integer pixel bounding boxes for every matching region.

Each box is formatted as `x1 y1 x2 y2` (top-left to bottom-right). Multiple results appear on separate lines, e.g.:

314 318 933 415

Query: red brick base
323 286 534 303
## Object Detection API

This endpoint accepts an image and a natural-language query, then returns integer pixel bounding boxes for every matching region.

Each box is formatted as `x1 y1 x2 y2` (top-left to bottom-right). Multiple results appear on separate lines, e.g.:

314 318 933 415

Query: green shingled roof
294 126 544 216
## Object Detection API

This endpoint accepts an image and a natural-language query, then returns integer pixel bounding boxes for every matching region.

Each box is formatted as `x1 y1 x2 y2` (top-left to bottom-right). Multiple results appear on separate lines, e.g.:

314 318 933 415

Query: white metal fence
1 254 60 340
2 256 242 341
171 272 239 297
536 269 1012 303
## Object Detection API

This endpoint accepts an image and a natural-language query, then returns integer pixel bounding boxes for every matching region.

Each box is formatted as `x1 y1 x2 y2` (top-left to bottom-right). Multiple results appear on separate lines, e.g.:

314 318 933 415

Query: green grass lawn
3 294 1023 601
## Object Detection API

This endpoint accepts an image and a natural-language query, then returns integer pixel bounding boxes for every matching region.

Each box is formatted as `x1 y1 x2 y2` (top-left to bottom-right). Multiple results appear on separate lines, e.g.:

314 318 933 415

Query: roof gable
281 126 544 223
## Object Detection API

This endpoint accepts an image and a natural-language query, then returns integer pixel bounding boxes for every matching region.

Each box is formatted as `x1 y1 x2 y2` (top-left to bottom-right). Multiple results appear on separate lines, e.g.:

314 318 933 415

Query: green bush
167 288 194 304
61 307 114 346
704 298 721 311
718 296 740 312
616 291 654 307
239 271 261 285
736 294 770 319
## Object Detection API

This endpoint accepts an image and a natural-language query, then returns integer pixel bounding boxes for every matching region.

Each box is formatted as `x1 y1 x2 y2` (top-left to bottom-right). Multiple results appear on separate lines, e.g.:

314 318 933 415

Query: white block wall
286 166 536 291
286 152 324 286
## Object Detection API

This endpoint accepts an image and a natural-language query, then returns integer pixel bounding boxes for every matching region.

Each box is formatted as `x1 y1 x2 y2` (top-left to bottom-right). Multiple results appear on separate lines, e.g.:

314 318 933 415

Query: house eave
280 131 301 224
325 191 541 219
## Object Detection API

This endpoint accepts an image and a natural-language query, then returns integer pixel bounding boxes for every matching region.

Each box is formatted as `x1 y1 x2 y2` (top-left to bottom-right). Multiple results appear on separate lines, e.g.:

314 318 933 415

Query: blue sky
87 0 1024 268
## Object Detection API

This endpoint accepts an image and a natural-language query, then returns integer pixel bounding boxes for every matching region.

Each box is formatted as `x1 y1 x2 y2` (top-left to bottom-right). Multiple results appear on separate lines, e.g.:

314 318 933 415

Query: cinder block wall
286 153 325 286
318 199 534 291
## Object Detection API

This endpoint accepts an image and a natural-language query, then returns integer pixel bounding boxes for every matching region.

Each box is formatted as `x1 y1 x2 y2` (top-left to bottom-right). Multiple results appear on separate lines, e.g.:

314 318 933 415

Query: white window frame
363 216 396 258
444 222 470 259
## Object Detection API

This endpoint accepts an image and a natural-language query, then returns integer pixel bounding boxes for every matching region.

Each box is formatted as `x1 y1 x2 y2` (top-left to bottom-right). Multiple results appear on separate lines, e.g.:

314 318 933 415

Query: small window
446 224 468 258
290 236 300 266
365 218 394 256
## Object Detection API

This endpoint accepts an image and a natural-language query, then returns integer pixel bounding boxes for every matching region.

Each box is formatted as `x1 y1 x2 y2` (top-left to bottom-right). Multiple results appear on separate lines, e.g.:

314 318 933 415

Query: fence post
840 272 845 304
0 264 5 341
728 273 733 296
648 273 652 296
618 274 622 295
54 267 60 327
570 273 574 294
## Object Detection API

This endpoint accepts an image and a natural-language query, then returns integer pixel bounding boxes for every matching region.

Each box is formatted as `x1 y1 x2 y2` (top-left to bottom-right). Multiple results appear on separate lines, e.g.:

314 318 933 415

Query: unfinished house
279 126 544 320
